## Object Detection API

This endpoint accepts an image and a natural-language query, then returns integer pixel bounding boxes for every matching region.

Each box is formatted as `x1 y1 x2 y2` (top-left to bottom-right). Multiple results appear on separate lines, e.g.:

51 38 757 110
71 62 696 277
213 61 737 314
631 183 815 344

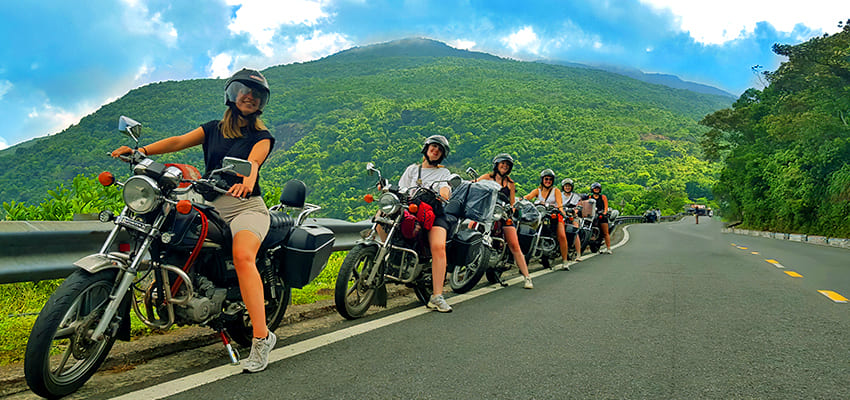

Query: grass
0 251 346 366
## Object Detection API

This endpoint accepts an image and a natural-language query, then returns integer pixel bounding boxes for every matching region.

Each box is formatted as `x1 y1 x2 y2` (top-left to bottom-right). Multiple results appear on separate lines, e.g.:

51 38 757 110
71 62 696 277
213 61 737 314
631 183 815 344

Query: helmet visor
226 81 269 111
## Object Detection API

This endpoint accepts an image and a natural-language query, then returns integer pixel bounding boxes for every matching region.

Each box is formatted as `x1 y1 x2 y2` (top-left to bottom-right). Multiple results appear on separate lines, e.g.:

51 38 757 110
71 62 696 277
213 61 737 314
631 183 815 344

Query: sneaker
523 276 534 289
242 331 277 373
559 260 570 271
575 255 583 262
427 294 453 313
603 248 613 254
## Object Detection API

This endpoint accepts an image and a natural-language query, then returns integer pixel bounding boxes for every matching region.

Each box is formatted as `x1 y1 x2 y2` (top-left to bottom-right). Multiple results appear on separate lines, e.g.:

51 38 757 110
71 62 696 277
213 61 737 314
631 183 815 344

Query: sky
0 0 847 150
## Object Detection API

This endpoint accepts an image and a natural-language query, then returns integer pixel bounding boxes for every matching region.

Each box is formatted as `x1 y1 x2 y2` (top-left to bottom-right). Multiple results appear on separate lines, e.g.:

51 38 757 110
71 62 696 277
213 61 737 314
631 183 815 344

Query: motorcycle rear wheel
226 271 291 347
449 246 488 294
334 244 379 320
25 269 121 398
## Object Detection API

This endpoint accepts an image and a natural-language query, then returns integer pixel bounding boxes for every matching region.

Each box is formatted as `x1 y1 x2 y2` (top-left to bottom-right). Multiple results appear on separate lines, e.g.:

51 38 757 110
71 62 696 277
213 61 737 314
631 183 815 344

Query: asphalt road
10 216 850 399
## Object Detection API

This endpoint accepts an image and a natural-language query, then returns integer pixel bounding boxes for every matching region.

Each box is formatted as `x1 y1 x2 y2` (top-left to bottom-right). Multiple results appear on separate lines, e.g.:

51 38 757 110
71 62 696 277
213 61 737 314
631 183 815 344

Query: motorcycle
513 199 565 269
24 116 334 398
578 195 620 253
334 163 486 319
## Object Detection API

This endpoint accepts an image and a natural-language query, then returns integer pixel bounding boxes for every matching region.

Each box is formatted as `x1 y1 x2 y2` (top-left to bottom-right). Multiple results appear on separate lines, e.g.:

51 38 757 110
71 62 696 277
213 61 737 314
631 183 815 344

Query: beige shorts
211 195 270 241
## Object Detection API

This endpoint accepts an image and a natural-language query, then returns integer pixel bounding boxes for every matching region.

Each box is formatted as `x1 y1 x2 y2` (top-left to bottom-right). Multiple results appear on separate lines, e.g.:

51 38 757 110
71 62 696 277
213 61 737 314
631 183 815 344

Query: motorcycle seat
262 210 295 248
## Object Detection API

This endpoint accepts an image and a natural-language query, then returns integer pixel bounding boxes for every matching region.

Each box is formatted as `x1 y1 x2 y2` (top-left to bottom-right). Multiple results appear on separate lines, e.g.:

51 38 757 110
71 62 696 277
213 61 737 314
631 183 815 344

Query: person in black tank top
475 153 534 289
111 69 278 372
590 182 612 254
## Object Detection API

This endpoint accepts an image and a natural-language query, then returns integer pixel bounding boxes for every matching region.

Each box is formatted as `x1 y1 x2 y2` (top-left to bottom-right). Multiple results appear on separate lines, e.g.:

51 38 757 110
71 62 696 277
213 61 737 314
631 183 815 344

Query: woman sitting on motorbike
473 153 534 289
523 169 571 270
398 135 455 312
560 178 583 261
111 68 277 373
589 182 612 254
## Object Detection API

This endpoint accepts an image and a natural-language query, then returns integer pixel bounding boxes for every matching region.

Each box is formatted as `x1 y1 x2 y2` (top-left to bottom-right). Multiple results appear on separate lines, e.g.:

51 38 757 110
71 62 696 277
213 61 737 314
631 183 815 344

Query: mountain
0 38 733 219
545 61 736 99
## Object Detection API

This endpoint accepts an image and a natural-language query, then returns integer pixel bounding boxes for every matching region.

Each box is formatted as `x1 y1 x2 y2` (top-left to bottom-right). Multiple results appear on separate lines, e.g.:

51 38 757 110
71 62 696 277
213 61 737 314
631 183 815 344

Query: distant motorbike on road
24 116 334 398
334 163 486 319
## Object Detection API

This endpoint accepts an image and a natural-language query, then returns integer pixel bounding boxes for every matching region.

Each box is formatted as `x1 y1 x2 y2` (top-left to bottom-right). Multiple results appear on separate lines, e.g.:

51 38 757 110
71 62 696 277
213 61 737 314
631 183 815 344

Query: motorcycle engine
174 275 226 324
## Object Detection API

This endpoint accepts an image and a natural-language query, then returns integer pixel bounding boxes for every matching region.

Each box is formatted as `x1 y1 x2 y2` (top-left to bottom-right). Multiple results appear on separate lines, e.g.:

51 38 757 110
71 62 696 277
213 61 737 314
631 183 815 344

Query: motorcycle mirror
465 167 477 179
118 116 142 144
222 157 253 176
366 162 376 176
448 174 462 189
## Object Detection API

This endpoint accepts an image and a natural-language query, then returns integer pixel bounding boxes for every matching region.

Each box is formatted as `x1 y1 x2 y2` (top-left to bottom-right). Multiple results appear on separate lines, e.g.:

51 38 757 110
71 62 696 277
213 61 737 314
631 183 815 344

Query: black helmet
591 182 602 191
421 135 450 164
492 153 514 175
224 68 270 113
561 178 574 190
540 169 555 187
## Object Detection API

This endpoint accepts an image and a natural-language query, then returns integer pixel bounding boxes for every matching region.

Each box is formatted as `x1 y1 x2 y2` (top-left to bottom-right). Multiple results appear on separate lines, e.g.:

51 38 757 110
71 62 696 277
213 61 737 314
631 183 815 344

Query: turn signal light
176 200 193 214
98 171 115 186
505 219 513 226
408 203 418 213
364 194 374 203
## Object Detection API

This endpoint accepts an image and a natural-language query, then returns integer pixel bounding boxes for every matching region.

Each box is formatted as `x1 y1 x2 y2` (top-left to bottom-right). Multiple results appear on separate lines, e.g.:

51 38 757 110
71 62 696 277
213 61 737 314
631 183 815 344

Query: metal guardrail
0 218 371 284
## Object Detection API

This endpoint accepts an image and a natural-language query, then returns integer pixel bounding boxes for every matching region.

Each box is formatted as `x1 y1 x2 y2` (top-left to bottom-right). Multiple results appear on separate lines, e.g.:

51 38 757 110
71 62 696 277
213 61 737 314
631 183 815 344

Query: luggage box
448 229 483 266
281 225 335 288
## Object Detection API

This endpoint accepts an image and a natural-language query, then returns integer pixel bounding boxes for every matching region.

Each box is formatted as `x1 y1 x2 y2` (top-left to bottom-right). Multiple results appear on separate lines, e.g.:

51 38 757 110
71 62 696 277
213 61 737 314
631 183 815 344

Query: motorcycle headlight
123 175 162 214
378 192 401 215
493 204 504 221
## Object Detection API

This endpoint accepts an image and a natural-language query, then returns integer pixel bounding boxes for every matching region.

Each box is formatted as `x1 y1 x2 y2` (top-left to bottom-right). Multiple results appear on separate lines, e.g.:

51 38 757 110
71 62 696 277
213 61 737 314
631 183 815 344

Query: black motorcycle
334 163 486 319
578 196 620 253
514 199 563 268
24 116 334 398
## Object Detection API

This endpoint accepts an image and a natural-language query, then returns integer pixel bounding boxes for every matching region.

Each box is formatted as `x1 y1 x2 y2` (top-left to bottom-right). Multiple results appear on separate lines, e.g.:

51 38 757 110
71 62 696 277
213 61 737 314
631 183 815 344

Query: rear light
364 194 374 203
118 243 131 253
98 171 115 186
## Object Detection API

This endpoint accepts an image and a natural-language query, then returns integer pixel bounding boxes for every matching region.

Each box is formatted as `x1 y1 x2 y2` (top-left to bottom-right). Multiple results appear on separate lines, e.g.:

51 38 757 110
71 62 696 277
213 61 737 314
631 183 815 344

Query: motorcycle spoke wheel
334 245 379 320
25 270 120 398
449 247 488 294
226 270 291 348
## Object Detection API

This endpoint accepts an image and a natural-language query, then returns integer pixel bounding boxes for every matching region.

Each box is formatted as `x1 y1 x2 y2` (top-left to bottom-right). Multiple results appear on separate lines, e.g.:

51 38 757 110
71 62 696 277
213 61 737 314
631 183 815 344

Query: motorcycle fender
73 253 129 274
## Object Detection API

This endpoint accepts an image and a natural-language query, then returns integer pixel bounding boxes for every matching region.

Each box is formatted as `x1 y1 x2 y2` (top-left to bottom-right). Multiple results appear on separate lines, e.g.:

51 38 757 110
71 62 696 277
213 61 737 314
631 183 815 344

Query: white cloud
27 101 89 137
448 39 476 50
639 0 848 45
502 26 541 54
288 30 353 62
0 80 11 100
0 137 8 151
208 53 234 78
227 0 331 56
120 0 179 47
134 63 154 82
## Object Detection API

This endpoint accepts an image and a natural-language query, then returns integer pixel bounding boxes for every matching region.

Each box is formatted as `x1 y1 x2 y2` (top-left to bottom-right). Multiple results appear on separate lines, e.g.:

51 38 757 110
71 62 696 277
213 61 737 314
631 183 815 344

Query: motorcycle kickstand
219 329 240 365
496 274 509 287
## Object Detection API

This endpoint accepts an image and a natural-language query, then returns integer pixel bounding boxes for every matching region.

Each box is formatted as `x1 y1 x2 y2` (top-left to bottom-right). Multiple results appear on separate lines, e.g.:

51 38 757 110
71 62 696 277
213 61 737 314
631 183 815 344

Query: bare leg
503 226 530 277
601 222 611 250
232 230 267 339
556 220 569 262
429 226 448 296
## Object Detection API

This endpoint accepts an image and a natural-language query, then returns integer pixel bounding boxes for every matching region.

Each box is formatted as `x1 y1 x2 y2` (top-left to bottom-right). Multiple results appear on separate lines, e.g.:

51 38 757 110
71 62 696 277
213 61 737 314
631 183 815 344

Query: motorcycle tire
449 246 489 294
25 269 122 399
589 243 601 253
226 271 291 347
334 244 379 320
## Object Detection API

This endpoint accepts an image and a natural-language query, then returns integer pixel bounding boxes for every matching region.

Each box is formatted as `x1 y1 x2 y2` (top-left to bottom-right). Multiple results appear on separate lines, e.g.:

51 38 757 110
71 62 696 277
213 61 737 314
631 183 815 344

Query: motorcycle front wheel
449 246 489 294
226 270 291 347
25 269 121 398
334 244 379 320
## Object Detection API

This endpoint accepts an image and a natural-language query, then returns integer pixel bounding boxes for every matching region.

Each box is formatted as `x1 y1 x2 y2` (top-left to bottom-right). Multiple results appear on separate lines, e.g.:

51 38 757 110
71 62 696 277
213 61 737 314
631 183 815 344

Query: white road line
113 225 634 399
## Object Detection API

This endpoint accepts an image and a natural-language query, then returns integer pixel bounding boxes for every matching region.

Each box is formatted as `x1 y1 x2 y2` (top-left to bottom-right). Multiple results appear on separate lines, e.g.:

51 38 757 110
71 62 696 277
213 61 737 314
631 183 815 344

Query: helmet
224 68 270 112
561 178 574 190
421 135 450 163
539 169 555 187
591 182 602 191
492 153 514 175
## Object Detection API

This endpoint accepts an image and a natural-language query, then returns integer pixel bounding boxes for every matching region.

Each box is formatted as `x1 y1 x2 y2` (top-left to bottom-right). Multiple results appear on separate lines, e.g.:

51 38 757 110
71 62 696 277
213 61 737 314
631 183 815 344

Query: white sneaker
243 331 277 373
523 276 534 289
427 294 453 313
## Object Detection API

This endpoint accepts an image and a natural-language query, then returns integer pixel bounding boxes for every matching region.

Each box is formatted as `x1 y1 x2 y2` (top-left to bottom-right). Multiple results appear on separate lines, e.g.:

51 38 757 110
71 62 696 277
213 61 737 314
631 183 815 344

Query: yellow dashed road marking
818 290 848 303
737 246 748 250
751 251 759 255
765 259 785 268
784 271 803 278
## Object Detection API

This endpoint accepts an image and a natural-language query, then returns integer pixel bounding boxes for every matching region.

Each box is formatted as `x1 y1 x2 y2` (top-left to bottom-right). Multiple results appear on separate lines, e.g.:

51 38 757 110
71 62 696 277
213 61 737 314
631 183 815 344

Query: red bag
415 201 435 231
400 210 420 240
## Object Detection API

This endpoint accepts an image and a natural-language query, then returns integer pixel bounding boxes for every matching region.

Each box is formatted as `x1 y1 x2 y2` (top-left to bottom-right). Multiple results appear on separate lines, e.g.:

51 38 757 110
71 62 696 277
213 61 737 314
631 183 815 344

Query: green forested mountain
0 38 732 220
700 24 850 237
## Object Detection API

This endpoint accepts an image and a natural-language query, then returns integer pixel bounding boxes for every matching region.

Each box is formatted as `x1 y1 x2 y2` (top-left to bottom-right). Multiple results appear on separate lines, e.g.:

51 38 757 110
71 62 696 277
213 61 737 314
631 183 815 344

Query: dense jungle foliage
700 23 850 237
0 38 732 221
